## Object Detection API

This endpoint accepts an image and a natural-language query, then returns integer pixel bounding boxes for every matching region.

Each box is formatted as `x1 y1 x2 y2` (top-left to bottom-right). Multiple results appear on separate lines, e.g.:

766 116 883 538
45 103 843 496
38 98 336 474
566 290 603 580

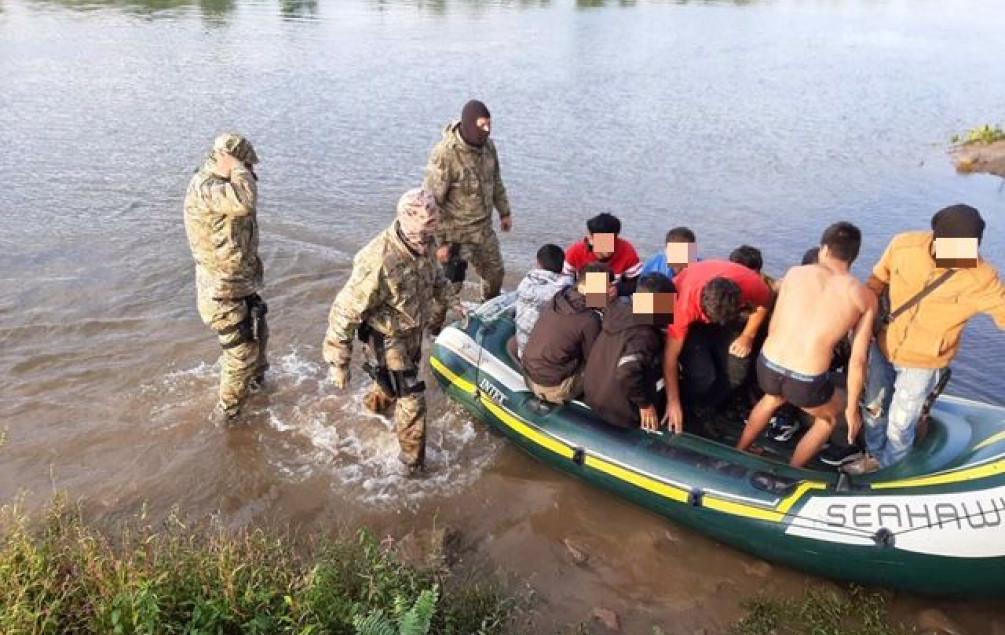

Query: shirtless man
737 222 876 467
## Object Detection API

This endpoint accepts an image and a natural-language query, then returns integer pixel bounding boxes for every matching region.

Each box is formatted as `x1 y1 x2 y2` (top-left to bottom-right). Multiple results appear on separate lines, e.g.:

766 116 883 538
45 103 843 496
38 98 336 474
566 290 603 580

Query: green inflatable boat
429 293 1005 598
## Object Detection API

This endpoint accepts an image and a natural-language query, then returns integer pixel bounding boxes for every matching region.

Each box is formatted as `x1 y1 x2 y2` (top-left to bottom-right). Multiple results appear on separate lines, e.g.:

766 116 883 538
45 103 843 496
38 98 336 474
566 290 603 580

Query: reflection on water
279 0 315 20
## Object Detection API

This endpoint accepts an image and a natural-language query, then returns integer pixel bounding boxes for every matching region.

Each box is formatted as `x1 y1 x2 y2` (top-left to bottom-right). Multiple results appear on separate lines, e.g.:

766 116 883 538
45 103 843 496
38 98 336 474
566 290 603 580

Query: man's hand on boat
728 333 755 358
662 398 685 435
500 215 513 232
640 405 659 432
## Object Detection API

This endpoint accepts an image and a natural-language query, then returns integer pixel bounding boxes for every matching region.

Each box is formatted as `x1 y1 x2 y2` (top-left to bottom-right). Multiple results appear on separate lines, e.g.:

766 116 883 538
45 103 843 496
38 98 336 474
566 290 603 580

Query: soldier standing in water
323 188 449 476
424 99 513 333
183 133 269 423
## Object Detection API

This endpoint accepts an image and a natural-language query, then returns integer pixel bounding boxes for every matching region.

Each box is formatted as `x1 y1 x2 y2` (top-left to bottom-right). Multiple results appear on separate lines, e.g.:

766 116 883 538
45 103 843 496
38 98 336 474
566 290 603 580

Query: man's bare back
761 264 871 375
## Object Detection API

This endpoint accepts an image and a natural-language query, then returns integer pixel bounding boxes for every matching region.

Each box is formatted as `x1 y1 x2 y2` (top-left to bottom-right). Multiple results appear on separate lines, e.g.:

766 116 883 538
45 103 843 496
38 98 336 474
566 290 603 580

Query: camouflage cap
213 133 259 165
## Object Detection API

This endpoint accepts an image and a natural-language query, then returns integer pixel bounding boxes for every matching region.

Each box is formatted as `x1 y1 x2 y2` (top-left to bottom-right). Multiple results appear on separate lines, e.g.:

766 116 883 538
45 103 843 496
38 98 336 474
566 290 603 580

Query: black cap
931 204 985 244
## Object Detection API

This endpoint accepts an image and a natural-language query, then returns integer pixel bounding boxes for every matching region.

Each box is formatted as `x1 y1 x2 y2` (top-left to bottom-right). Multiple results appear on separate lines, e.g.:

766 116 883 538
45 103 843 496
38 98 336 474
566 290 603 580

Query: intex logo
478 377 507 407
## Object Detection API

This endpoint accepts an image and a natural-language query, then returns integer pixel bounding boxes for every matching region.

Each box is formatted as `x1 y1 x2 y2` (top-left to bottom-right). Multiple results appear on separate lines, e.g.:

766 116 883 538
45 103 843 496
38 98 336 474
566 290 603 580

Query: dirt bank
951 139 1005 178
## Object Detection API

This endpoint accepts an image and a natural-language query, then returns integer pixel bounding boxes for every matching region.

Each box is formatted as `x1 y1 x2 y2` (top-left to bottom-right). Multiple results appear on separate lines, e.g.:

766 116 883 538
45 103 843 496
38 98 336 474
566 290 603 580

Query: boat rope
767 508 880 540
888 499 1005 538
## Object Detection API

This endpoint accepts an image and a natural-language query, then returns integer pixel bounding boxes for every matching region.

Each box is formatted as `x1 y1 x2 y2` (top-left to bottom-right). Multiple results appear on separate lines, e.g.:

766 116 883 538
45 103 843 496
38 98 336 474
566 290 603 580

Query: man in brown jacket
522 263 614 403
847 204 1005 473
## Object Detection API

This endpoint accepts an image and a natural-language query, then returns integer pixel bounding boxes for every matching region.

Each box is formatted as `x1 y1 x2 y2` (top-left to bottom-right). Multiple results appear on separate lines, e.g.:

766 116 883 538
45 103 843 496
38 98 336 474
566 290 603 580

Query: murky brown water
2 0 1004 631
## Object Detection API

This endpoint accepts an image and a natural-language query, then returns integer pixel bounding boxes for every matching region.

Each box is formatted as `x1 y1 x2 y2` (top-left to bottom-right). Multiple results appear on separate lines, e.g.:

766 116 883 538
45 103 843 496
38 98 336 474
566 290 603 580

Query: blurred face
589 232 616 261
934 237 978 269
581 271 613 308
666 241 698 271
476 117 491 136
632 291 676 328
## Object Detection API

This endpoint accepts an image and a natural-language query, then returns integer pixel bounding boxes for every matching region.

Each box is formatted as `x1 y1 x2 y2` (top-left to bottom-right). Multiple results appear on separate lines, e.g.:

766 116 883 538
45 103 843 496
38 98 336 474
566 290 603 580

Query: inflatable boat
429 293 1005 597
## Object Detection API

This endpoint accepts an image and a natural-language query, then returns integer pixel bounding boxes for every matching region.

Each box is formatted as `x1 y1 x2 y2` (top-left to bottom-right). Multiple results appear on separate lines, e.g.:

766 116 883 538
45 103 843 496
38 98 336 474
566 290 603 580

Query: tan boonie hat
213 133 259 165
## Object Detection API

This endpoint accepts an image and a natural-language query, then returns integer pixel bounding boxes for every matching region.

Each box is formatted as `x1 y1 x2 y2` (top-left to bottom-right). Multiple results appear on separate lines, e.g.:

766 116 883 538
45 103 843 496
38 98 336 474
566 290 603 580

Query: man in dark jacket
584 273 675 429
522 263 614 403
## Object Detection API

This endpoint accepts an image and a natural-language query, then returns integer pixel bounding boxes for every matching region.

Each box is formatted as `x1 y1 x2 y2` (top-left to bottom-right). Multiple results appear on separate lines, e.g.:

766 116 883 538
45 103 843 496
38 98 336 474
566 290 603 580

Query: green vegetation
0 499 515 635
952 123 1005 145
730 586 906 635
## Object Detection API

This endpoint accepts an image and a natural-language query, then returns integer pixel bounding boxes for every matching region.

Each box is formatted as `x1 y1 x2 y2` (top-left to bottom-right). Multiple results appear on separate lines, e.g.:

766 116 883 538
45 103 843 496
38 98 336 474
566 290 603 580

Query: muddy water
2 0 1005 631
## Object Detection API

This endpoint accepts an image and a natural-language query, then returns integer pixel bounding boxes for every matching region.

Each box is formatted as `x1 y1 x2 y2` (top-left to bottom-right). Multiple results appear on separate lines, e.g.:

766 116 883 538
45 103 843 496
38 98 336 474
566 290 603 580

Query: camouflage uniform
423 121 511 328
323 223 447 468
183 134 268 420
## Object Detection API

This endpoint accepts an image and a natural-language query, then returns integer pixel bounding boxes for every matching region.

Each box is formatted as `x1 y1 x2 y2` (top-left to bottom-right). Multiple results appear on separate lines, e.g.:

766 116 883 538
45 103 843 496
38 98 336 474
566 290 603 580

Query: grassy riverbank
952 123 1005 145
730 586 906 635
2 498 917 634
0 499 515 634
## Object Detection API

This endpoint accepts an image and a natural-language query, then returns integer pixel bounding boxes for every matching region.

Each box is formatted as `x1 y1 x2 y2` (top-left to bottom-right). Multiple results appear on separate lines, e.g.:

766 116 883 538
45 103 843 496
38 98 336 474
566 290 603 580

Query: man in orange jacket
846 204 1005 473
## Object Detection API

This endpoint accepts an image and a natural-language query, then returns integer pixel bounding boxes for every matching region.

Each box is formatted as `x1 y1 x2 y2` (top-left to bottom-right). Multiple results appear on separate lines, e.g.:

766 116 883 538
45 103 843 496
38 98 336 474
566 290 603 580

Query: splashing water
141 346 501 510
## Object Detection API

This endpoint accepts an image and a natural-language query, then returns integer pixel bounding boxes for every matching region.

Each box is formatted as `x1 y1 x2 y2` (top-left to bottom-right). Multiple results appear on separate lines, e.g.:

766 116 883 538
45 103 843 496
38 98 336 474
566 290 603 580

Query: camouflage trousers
197 292 269 417
432 231 504 329
362 330 427 467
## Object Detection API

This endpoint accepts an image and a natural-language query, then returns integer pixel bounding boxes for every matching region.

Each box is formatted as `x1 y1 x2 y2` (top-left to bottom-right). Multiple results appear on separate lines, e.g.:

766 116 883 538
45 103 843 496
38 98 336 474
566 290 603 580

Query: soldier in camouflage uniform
183 133 269 423
323 188 448 474
424 99 512 333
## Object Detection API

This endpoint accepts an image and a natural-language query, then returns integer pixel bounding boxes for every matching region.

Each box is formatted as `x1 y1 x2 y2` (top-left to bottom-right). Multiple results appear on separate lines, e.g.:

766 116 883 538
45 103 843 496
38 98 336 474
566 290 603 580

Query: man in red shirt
563 213 643 295
662 260 773 433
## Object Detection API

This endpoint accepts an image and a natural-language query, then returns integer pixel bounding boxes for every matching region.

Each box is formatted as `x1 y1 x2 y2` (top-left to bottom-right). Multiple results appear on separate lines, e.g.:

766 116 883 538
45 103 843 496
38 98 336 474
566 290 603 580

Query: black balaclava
459 99 491 147
931 204 986 245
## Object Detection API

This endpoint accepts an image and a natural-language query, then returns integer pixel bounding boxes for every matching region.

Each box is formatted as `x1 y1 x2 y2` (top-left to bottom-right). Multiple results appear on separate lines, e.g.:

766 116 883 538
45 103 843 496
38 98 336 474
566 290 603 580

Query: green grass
730 585 907 635
952 123 1005 145
0 497 516 634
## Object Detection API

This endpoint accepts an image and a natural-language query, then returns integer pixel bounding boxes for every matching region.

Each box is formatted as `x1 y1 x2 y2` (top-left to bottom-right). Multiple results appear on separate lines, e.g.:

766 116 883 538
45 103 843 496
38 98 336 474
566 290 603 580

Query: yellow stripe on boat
973 430 1005 452
429 356 476 395
777 481 827 513
871 457 1005 489
583 455 691 504
480 395 576 460
703 481 826 522
431 354 830 522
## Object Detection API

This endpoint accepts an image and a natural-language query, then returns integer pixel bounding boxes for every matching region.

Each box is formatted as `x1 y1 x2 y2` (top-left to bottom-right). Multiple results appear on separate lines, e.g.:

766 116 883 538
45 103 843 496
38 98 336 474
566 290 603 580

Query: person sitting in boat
662 260 773 433
845 204 1005 474
583 272 675 430
729 244 780 294
640 226 699 280
562 213 642 296
736 222 877 468
522 263 615 404
514 244 574 359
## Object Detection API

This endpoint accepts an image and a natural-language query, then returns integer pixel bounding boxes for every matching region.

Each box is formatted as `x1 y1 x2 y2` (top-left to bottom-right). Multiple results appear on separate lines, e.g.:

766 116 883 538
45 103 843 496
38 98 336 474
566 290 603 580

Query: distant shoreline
951 137 1005 179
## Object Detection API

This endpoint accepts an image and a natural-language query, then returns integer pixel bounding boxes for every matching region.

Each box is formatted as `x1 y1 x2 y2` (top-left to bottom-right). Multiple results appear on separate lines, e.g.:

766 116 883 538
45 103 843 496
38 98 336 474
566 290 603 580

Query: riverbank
951 125 1005 178
0 497 516 634
0 497 924 634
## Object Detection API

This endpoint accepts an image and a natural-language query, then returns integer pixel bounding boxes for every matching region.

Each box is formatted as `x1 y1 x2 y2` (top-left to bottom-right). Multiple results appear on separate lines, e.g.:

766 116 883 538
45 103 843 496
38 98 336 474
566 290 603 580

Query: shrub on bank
0 499 514 634
952 123 1005 145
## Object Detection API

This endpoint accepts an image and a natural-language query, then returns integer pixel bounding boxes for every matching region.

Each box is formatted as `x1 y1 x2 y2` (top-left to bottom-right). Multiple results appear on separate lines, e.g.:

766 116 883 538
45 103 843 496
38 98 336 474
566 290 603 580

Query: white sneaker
841 454 881 475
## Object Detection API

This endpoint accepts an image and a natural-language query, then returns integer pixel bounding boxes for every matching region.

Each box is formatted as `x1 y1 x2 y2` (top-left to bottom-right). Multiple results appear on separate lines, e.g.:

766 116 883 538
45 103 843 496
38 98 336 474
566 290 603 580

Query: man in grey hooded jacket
515 244 573 358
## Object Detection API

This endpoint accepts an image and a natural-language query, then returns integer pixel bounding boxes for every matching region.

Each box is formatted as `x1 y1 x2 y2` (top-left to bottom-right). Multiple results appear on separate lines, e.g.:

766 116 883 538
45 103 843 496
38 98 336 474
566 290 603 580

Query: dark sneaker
768 413 801 442
819 444 864 467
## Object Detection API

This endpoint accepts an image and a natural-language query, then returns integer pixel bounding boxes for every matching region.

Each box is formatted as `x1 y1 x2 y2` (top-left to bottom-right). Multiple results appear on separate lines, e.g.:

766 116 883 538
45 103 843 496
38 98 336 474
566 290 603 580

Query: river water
1 0 1004 631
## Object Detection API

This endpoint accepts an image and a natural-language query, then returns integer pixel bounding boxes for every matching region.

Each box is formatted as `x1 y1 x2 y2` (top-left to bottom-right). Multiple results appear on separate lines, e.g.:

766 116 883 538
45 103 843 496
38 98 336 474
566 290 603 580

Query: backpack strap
884 269 957 325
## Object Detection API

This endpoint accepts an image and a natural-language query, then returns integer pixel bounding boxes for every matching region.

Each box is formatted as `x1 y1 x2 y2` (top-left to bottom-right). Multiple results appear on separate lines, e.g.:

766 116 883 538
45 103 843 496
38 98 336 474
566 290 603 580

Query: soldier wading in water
183 133 269 424
323 189 450 476
424 99 513 334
